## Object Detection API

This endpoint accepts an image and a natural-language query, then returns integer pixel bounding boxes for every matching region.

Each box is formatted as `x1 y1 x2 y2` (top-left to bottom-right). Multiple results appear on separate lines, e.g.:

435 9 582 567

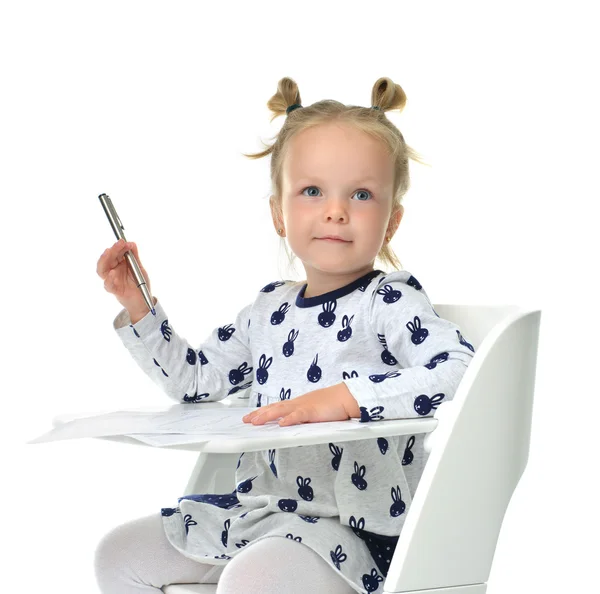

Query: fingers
243 403 286 425
243 408 263 424
278 411 301 426
243 410 267 425
96 240 136 279
103 270 117 293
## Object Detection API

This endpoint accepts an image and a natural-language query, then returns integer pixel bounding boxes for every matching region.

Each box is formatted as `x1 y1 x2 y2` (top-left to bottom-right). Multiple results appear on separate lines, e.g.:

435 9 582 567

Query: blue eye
353 189 372 201
301 186 373 201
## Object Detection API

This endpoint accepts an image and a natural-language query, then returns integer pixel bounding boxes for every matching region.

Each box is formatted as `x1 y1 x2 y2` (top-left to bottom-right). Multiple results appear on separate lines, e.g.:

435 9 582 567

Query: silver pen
98 193 156 316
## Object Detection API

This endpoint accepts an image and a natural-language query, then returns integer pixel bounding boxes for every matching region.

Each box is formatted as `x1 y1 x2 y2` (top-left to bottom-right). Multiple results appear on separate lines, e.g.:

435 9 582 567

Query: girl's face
276 122 399 281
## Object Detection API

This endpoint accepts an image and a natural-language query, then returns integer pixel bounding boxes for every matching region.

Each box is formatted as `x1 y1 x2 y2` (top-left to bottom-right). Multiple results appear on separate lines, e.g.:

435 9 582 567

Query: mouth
317 237 351 242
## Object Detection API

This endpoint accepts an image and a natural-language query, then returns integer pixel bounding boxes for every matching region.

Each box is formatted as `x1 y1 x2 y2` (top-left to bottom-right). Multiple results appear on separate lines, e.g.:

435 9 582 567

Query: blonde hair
242 76 429 282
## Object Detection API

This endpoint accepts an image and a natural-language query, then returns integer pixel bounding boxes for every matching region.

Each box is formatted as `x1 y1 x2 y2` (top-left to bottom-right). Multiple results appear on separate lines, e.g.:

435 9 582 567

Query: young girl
94 76 476 594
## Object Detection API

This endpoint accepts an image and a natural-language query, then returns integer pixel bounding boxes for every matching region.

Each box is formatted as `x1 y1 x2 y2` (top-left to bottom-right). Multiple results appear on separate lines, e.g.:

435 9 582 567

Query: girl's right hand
96 239 153 313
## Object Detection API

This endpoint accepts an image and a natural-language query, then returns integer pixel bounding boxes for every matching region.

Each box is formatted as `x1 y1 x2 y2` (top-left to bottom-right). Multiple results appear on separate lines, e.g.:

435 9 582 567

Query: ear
387 204 404 238
270 195 284 233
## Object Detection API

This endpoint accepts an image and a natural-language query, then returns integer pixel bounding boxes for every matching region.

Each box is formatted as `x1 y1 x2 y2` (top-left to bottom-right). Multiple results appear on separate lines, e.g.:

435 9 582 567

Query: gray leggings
93 512 357 593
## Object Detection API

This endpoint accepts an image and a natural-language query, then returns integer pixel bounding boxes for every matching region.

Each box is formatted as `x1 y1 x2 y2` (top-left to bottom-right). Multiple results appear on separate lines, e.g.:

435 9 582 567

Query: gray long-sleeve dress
113 268 475 594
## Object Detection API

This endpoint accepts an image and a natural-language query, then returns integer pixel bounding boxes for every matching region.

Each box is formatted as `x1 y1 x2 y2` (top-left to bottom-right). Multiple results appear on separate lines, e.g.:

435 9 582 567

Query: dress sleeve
342 271 476 421
112 297 255 403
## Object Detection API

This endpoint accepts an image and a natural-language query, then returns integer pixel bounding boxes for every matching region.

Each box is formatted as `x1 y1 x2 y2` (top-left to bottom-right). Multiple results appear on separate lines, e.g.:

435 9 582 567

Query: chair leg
183 452 239 495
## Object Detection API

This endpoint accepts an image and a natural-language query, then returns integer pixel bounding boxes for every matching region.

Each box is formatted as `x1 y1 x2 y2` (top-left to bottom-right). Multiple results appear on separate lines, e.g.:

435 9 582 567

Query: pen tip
151 308 156 316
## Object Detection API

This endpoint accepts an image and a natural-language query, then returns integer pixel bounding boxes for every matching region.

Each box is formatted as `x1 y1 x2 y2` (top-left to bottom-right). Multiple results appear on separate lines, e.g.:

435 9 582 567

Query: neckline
295 269 384 308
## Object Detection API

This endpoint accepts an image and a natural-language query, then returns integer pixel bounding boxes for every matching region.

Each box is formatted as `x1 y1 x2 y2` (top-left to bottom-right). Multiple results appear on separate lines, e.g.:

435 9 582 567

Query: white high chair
60 303 542 594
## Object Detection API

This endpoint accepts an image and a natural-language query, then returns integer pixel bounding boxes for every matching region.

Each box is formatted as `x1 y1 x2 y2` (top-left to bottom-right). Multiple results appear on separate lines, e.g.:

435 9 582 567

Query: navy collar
295 269 384 308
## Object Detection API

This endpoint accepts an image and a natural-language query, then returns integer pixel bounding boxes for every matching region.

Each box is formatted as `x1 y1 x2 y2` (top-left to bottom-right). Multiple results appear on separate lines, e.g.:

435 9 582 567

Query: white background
2 1 598 592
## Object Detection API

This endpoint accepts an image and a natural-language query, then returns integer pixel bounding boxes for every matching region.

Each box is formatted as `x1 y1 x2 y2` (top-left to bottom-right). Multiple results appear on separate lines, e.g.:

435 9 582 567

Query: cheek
357 211 386 232
281 199 300 221
284 202 312 226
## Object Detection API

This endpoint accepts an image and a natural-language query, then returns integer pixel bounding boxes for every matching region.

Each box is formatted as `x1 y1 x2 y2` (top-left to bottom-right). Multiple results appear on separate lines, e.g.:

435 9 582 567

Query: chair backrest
384 304 542 592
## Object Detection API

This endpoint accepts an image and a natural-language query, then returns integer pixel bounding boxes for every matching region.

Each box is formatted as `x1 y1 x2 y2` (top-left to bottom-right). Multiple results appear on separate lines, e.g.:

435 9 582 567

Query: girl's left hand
242 385 351 427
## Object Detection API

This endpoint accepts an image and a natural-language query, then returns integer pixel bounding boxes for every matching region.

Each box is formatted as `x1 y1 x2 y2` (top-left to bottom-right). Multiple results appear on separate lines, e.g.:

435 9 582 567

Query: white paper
26 404 362 445
124 417 364 447
26 405 257 444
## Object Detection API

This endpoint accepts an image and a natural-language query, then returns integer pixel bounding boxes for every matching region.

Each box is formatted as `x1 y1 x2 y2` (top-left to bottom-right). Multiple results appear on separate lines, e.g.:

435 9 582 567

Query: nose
323 196 348 222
